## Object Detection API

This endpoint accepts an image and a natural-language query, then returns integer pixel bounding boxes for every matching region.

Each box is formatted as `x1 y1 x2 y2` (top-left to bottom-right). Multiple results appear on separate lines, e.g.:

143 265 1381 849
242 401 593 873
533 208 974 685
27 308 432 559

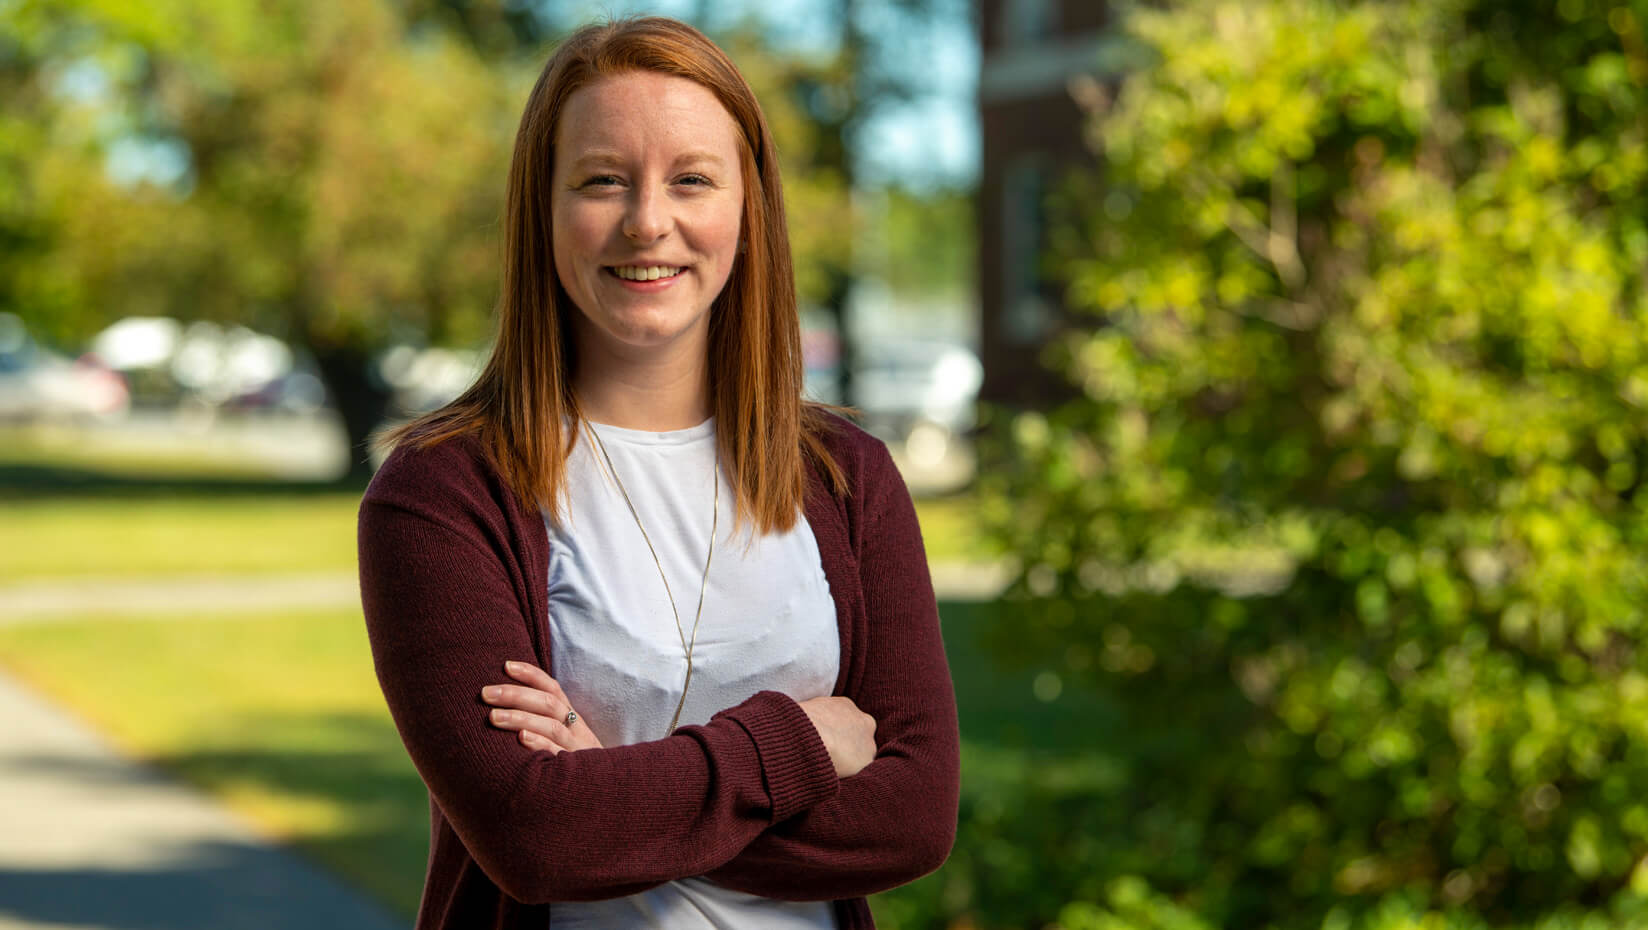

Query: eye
580 174 622 188
676 174 714 187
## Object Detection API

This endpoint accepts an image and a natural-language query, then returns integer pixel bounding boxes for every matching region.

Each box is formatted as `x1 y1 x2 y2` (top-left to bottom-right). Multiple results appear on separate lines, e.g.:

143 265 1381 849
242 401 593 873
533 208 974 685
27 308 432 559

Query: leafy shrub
982 0 1648 926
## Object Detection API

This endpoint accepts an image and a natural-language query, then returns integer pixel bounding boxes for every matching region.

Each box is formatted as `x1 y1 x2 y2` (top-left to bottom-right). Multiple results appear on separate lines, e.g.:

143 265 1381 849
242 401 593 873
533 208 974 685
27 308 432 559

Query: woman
358 16 959 929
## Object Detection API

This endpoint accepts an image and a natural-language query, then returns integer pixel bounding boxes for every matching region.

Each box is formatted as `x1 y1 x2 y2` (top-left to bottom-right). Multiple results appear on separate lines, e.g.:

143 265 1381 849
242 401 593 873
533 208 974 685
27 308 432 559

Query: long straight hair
383 17 846 531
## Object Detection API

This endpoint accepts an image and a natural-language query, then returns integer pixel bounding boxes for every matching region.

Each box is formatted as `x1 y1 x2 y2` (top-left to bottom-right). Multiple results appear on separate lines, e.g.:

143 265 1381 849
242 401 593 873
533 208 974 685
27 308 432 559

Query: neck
574 345 711 432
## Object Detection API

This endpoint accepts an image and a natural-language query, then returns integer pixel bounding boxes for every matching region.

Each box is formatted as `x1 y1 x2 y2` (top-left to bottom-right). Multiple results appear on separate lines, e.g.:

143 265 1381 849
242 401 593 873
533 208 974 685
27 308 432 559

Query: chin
607 321 706 353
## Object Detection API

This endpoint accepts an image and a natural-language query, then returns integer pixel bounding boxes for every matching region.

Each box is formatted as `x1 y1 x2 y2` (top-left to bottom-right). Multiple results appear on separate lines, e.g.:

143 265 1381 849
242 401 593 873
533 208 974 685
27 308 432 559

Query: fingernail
504 661 519 672
482 687 500 701
490 709 508 723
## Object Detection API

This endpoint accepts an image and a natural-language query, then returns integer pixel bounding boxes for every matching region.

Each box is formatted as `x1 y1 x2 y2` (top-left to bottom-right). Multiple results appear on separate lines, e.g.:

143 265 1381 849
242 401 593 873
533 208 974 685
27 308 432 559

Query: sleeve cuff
718 690 839 823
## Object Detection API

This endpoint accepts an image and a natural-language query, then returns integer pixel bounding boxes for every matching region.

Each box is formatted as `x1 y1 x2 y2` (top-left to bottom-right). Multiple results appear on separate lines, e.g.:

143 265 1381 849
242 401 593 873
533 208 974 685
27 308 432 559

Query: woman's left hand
481 661 604 754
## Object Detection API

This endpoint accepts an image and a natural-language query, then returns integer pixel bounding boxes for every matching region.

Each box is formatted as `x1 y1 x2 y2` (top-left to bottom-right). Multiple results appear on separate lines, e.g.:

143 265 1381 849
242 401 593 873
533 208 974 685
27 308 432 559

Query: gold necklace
586 421 718 736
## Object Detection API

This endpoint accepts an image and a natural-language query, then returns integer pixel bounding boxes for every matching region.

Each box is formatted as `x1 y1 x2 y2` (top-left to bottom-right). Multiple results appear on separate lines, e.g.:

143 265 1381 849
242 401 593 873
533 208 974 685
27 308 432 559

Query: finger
520 730 565 754
493 707 607 753
482 684 567 720
490 707 574 743
505 661 566 700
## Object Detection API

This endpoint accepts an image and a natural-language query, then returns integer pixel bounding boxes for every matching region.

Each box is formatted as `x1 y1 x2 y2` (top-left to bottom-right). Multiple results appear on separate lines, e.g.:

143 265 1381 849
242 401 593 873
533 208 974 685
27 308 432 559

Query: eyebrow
566 150 729 171
674 151 728 169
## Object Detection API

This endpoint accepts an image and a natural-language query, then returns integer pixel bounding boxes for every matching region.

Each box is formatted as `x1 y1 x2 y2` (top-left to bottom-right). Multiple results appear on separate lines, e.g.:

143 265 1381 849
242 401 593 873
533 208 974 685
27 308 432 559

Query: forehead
555 71 743 162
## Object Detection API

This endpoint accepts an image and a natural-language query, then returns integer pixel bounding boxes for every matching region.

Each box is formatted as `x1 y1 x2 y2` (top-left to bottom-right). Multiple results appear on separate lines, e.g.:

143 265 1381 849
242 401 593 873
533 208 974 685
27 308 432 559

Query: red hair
384 17 846 531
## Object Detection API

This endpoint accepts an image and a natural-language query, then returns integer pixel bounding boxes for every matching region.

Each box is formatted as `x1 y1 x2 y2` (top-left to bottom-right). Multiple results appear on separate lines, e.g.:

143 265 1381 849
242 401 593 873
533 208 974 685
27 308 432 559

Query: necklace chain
586 422 718 736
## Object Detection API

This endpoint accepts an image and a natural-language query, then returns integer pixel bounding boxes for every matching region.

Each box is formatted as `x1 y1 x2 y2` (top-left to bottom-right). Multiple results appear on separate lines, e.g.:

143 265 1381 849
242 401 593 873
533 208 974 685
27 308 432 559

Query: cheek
707 204 744 272
551 234 572 289
552 206 604 285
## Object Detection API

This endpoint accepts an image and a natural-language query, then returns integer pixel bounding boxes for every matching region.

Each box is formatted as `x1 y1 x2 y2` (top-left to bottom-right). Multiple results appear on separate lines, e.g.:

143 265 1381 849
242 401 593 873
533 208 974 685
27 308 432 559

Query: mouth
606 264 686 282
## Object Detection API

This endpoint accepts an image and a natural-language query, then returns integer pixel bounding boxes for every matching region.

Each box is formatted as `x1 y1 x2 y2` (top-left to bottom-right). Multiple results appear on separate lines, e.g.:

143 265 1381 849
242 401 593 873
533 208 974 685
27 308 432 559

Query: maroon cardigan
358 417 960 929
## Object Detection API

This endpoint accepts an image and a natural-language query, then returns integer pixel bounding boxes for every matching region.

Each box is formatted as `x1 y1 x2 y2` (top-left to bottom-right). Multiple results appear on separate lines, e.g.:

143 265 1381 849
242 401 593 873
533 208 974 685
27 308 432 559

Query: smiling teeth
612 265 683 281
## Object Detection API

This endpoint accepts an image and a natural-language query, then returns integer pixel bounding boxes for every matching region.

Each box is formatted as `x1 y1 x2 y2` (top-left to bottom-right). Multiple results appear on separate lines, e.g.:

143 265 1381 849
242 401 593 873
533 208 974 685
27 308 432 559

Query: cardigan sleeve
702 435 961 900
358 442 841 904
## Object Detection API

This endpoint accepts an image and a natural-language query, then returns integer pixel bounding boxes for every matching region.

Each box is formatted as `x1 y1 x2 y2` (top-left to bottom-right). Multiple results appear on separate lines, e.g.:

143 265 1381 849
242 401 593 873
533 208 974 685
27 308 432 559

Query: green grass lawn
0 494 363 581
0 424 336 481
0 599 1108 927
910 492 995 564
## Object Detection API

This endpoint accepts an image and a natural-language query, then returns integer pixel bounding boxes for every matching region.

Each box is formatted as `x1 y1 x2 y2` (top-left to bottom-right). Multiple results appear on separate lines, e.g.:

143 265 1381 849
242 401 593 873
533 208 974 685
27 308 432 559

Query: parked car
852 338 982 468
0 313 130 423
91 316 332 415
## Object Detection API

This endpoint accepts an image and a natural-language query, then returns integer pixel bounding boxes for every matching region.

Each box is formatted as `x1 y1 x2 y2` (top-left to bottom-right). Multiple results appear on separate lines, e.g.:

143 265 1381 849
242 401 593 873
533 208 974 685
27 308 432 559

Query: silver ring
564 710 578 727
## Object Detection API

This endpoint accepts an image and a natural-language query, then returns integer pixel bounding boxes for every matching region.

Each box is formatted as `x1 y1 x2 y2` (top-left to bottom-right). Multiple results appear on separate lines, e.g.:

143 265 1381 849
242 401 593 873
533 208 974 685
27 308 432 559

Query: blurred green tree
857 185 974 300
4 0 514 474
984 0 1648 926
720 27 855 314
0 0 865 477
766 0 971 405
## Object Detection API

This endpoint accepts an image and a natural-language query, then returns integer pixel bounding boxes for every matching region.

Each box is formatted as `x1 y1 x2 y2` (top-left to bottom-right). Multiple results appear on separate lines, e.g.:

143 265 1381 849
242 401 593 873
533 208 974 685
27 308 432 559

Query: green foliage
3 0 515 350
720 27 855 307
985 0 1648 926
1059 877 1218 930
0 1 877 350
857 185 976 298
0 0 882 461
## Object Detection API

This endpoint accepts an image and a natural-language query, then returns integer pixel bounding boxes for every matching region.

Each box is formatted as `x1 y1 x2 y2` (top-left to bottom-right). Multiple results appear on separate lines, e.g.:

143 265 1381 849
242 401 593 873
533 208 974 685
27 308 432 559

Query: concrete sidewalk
0 574 361 623
0 670 405 930
0 562 1009 623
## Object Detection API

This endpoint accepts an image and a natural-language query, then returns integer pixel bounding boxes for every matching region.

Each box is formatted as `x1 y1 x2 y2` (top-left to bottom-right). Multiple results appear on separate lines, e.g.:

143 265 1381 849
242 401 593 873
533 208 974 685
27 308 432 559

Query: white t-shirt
543 417 840 928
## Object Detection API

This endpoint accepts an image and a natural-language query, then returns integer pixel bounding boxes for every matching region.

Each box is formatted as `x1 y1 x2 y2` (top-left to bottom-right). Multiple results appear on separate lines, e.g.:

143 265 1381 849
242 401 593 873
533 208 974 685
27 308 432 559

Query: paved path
0 562 1009 623
0 574 361 623
0 670 406 930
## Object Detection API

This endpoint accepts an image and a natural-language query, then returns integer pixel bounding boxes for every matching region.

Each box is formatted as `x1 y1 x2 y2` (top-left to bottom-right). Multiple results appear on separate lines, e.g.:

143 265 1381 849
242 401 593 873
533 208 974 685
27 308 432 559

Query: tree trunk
310 342 392 485
825 270 856 408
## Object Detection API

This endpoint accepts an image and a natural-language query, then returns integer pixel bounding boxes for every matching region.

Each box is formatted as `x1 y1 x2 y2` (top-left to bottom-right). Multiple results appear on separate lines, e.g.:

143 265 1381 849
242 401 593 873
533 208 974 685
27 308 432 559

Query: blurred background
3 0 1647 928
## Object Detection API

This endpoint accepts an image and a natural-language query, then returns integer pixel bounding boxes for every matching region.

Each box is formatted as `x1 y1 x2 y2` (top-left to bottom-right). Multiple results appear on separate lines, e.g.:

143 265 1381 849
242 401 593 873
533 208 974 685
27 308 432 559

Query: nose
622 186 670 244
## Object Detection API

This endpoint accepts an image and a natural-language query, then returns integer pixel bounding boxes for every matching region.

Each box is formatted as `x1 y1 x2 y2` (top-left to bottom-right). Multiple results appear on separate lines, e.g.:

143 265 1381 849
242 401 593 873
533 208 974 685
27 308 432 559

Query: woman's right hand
797 696 877 778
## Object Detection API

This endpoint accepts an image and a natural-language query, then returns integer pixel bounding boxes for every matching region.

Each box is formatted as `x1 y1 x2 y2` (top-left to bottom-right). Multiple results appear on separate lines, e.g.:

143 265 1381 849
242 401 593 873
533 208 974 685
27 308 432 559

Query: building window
1001 0 1056 46
1001 155 1055 345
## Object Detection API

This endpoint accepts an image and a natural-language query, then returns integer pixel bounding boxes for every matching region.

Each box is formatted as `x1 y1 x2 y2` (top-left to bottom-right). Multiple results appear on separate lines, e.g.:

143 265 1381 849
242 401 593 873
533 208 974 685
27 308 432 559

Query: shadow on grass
0 849 404 930
0 845 405 930
141 711 429 919
870 599 1124 930
0 463 369 501
940 599 1120 749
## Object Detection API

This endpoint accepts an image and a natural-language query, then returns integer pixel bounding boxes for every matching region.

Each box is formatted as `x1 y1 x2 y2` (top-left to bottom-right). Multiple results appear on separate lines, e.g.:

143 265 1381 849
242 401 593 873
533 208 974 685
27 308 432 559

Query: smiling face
551 70 746 373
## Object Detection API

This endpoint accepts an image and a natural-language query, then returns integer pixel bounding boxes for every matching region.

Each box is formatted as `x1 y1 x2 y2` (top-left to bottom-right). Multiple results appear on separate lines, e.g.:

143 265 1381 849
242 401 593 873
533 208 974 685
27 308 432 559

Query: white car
0 314 130 423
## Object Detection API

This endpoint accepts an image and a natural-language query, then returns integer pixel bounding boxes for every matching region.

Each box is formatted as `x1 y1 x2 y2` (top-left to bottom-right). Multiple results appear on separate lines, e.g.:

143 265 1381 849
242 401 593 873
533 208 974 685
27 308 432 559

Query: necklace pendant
667 660 694 735
587 422 717 741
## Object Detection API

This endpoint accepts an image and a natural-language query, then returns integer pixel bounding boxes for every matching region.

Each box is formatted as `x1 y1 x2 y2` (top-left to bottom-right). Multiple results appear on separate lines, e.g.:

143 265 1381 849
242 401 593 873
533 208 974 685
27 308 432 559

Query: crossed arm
360 437 958 904
477 441 961 900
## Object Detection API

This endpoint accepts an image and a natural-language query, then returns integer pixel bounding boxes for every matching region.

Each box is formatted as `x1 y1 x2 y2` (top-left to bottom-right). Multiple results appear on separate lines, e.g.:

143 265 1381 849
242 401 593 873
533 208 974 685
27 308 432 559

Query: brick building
976 0 1121 407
